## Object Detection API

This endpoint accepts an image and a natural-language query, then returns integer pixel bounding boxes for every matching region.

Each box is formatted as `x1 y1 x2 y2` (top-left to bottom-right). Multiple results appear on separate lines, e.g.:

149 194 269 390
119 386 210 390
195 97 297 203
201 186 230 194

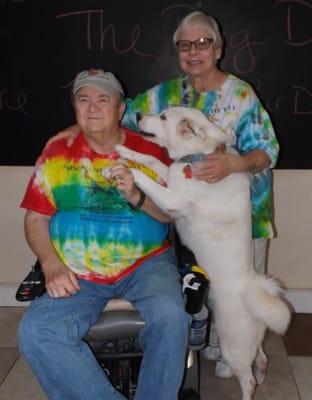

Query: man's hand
104 163 141 206
103 163 172 222
24 210 80 299
42 260 80 298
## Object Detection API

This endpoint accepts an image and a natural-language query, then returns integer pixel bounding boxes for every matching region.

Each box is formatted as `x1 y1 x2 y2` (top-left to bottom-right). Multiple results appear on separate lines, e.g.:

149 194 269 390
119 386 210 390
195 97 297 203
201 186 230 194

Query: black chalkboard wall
0 0 311 167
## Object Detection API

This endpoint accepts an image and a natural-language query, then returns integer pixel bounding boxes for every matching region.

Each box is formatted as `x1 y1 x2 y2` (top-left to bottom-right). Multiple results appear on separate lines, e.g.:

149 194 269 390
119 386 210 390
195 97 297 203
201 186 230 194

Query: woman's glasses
175 37 214 52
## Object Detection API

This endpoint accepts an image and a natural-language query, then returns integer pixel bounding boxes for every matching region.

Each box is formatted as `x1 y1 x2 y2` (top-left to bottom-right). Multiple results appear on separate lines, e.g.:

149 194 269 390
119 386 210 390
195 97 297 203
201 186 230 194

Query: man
18 69 189 400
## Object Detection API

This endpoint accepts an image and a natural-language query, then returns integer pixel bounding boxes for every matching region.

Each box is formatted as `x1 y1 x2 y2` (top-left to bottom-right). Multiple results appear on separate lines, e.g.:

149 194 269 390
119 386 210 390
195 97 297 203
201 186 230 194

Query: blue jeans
18 248 189 400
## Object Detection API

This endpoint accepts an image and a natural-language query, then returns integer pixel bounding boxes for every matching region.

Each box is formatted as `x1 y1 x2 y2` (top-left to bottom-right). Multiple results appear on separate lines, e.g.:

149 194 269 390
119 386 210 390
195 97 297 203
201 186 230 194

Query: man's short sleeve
20 152 57 215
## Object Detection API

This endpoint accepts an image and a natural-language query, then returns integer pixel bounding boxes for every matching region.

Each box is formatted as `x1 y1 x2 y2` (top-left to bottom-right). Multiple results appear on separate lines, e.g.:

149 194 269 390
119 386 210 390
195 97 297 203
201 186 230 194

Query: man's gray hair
173 11 223 49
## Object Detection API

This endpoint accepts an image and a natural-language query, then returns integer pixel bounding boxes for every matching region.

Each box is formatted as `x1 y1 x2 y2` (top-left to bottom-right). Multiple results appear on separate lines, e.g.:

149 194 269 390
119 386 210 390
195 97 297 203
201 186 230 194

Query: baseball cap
73 69 124 97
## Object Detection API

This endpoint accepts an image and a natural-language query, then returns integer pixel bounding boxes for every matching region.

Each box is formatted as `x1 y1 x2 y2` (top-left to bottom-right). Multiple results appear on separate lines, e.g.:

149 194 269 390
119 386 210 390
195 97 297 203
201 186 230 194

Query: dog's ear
200 121 228 145
179 118 205 139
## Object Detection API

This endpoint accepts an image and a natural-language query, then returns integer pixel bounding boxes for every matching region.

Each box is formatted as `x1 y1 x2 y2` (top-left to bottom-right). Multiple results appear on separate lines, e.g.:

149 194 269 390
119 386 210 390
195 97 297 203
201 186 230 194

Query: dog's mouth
139 130 156 138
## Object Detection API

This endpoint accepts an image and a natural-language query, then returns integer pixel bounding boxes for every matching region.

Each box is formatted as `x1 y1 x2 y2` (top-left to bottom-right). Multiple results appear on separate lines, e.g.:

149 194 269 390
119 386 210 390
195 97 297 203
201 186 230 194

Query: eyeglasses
175 37 214 52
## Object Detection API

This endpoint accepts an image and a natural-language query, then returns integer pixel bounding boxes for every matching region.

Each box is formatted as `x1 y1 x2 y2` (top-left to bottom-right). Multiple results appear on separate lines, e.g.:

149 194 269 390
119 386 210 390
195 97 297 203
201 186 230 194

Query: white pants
253 237 268 274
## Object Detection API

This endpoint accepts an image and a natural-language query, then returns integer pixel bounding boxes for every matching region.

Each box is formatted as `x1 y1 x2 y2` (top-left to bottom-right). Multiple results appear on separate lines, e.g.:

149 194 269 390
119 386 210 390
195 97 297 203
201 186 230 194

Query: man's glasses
175 37 214 52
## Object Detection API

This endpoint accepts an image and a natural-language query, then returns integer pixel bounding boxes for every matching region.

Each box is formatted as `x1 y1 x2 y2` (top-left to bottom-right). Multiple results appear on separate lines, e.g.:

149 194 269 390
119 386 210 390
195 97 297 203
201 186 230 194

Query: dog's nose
136 113 142 122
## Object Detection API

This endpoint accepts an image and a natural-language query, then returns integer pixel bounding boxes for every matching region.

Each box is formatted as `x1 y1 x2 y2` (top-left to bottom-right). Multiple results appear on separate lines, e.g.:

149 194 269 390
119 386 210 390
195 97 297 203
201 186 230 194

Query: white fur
116 107 291 400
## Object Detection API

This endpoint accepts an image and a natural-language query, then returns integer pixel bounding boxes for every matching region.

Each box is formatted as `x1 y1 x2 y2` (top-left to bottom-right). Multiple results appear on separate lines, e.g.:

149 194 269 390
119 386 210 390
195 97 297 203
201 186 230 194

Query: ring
115 176 125 185
209 174 215 180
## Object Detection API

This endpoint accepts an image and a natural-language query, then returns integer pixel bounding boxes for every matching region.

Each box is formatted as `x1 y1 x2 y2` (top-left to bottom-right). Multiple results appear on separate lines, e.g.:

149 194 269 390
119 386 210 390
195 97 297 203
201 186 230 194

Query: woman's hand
44 124 80 150
191 153 243 183
192 149 271 182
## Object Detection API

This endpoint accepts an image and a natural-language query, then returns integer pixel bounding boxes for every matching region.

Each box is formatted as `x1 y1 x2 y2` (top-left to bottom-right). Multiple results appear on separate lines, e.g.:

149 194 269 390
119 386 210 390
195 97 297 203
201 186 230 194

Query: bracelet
130 187 146 211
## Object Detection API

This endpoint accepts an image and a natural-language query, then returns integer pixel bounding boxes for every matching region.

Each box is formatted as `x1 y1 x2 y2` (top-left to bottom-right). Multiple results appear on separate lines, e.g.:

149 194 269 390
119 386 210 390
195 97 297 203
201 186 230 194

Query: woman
48 11 279 378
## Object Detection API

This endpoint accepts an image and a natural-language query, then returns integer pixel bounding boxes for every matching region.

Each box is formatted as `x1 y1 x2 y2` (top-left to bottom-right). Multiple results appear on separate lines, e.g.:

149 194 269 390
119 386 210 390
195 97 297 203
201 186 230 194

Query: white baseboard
0 284 311 313
0 283 29 307
284 289 312 313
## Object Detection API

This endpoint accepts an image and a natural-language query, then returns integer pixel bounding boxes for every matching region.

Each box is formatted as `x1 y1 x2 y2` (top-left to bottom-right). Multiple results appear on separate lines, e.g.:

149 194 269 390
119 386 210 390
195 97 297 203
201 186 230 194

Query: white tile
255 354 300 400
0 356 46 400
289 357 312 400
0 349 19 385
0 307 25 348
199 333 300 399
0 308 305 400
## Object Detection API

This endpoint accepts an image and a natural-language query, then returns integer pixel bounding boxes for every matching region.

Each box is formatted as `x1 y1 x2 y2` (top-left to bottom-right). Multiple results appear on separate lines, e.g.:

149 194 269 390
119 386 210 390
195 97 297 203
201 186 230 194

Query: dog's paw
101 167 112 180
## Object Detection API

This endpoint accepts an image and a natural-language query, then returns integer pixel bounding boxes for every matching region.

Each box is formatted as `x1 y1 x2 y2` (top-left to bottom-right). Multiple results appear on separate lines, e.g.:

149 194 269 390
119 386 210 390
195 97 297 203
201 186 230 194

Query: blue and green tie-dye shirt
123 73 279 238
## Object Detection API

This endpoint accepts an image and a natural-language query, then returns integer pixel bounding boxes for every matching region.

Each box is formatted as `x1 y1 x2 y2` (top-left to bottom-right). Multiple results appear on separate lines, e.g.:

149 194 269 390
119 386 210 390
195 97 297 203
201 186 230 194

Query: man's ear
179 118 205 139
118 101 126 121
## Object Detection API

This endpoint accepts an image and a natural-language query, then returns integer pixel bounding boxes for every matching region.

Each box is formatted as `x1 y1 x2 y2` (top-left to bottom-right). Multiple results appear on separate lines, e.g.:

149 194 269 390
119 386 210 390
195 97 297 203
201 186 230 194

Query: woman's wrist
231 154 247 173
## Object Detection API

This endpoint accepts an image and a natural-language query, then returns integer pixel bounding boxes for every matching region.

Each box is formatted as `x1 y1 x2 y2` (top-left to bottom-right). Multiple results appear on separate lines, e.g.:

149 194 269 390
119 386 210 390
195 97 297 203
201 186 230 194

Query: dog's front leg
131 169 192 218
116 144 168 183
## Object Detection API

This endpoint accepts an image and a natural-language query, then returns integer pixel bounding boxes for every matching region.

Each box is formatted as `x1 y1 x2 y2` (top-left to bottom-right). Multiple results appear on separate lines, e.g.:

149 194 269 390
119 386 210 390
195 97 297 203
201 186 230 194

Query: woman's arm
191 149 270 183
44 124 80 149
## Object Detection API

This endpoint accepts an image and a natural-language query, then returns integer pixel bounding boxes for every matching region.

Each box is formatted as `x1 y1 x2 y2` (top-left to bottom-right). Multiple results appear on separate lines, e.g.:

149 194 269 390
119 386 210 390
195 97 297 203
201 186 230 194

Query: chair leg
180 350 201 399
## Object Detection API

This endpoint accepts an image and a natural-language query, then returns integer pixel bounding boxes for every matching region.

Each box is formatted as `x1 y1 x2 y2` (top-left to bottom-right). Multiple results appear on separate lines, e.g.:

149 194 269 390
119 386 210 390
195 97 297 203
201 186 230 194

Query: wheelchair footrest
87 336 142 399
100 356 142 400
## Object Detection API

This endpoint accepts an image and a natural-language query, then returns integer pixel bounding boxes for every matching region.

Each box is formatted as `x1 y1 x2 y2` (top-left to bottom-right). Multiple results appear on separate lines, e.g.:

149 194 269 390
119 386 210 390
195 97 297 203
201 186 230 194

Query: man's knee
148 298 189 334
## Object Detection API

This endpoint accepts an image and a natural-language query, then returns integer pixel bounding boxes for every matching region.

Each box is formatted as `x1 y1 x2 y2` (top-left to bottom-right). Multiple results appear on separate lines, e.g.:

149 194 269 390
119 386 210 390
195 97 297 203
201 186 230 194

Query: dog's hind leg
253 345 268 384
238 371 257 400
221 348 256 400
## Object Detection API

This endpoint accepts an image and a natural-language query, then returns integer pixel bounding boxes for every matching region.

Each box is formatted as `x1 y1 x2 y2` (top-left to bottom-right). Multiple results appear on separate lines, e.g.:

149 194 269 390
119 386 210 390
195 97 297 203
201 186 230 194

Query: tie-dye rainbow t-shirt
21 129 172 283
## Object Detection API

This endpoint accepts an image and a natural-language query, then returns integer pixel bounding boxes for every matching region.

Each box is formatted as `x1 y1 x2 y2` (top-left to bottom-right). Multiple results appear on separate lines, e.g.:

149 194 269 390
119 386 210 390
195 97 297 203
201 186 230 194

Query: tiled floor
198 332 301 400
0 307 311 399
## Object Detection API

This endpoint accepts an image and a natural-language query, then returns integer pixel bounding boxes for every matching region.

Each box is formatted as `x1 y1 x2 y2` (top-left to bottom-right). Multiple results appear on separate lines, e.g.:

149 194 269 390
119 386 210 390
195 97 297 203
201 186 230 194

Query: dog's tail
243 274 291 334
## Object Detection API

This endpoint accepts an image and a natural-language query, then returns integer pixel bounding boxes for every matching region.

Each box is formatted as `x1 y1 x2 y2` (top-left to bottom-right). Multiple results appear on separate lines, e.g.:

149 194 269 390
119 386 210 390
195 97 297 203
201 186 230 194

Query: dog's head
138 107 228 160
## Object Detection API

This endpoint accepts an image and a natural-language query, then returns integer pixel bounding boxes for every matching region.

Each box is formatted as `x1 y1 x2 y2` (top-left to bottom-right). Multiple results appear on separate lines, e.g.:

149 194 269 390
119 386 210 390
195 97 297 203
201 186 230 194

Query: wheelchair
84 298 202 400
16 240 207 399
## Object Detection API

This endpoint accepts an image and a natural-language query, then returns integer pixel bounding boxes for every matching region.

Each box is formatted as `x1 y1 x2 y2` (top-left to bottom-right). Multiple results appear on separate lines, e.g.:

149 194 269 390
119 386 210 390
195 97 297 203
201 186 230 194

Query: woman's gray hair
173 11 223 49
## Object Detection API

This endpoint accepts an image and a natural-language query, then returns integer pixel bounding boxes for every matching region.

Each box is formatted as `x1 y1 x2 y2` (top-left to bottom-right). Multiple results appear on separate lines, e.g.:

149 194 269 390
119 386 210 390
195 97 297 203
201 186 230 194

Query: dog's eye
160 113 167 120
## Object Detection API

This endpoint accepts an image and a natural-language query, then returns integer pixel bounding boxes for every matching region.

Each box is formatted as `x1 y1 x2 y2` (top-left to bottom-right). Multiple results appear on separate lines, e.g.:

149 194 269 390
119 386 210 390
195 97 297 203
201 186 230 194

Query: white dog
114 107 291 400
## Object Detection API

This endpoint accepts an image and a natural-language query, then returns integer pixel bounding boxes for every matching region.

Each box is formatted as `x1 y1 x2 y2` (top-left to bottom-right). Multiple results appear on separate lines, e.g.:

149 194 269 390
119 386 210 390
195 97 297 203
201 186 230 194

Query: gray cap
73 69 124 97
